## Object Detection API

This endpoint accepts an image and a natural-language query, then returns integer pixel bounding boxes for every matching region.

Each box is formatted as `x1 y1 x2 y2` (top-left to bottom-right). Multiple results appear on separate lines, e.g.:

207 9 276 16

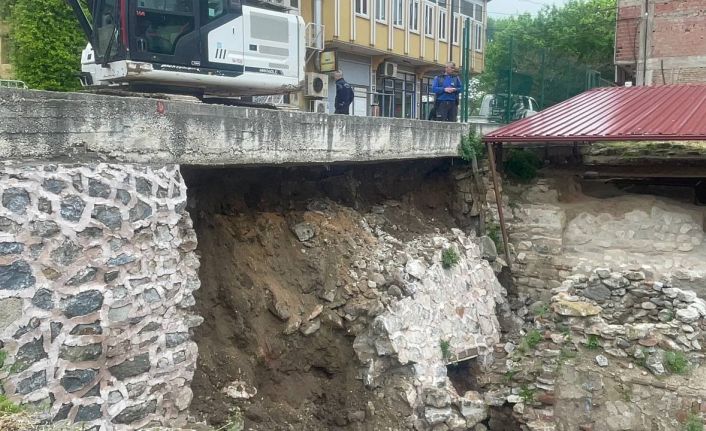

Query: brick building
615 0 706 86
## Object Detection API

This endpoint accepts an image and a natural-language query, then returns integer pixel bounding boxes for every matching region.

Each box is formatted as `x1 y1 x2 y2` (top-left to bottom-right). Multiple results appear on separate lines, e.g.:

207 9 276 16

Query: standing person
432 62 463 122
333 71 354 115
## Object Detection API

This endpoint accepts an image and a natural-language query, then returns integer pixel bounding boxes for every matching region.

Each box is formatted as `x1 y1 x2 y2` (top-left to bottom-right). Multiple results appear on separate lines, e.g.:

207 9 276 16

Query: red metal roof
483 84 706 143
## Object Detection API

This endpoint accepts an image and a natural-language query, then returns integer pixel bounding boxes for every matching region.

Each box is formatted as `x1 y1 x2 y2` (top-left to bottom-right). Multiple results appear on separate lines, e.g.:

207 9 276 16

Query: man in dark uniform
333 70 354 115
432 62 463 122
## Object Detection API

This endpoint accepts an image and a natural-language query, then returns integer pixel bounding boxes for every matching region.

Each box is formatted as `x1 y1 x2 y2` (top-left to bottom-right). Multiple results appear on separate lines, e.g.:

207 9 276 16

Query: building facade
300 0 489 118
615 0 706 86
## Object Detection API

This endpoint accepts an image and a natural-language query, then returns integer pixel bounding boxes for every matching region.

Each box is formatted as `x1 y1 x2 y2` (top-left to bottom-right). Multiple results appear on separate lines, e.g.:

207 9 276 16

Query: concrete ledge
0 88 496 166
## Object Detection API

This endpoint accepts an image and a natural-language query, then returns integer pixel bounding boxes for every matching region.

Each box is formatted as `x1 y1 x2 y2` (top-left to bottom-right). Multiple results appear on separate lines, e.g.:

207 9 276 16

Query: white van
478 94 539 122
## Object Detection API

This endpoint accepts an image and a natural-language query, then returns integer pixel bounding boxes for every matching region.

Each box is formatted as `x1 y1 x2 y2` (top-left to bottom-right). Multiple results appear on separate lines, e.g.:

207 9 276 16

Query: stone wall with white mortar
500 176 706 301
353 230 506 429
0 163 200 430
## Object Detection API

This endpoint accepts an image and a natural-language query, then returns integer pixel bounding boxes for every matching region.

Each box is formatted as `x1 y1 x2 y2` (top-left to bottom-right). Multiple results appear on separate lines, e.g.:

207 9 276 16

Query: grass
486 223 503 253
0 395 23 416
532 303 550 319
525 329 543 349
665 351 690 375
502 369 517 384
685 414 704 431
586 335 600 350
440 339 452 361
441 248 460 269
519 385 535 404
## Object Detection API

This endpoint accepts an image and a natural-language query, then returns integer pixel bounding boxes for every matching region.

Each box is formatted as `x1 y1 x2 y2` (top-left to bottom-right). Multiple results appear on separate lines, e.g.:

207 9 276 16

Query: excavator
66 0 305 97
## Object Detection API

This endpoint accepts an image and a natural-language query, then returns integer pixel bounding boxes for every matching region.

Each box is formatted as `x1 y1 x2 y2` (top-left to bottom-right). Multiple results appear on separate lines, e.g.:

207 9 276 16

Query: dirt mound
183 161 462 430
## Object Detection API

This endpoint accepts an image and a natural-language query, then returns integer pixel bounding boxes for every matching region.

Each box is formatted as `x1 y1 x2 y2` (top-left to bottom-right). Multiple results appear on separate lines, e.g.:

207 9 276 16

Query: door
129 0 200 67
200 0 244 73
93 0 124 63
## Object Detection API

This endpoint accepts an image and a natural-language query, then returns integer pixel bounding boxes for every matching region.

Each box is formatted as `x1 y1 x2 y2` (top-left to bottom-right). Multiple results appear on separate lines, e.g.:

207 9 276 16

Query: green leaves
480 0 616 109
9 0 86 91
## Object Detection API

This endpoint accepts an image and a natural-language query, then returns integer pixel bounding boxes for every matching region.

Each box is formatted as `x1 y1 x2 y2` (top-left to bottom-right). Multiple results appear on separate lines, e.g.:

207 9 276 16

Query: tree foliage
480 0 616 110
9 0 86 90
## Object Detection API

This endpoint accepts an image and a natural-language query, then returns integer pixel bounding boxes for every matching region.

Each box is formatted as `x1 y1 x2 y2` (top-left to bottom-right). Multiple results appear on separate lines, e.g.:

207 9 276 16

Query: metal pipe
314 0 323 49
641 0 649 85
486 142 512 269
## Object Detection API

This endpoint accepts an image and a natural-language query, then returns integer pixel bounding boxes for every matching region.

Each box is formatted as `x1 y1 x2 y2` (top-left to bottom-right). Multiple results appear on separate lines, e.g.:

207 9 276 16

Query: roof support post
486 142 512 270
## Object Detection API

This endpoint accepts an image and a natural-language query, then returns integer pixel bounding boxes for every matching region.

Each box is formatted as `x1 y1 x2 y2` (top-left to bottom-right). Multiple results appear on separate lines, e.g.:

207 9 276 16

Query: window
474 22 482 51
460 0 474 19
203 0 227 23
356 0 369 16
438 9 447 41
452 13 460 45
409 0 420 32
393 0 404 27
424 3 434 37
376 0 387 21
475 4 483 22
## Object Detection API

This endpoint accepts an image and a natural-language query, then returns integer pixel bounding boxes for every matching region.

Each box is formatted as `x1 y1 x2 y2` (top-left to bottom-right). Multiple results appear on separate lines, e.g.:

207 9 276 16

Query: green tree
9 0 86 90
480 0 616 111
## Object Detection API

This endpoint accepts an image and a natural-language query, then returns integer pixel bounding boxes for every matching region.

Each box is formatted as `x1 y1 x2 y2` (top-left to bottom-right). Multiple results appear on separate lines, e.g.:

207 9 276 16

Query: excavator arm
65 0 94 45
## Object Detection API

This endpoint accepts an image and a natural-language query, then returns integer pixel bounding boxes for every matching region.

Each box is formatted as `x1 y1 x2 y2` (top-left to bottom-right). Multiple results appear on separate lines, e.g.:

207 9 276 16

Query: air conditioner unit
306 72 329 98
381 62 398 78
309 99 328 114
288 91 303 108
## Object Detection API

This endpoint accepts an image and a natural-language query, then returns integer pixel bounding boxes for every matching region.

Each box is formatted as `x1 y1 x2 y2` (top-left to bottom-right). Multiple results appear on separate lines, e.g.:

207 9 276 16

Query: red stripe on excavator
120 0 128 48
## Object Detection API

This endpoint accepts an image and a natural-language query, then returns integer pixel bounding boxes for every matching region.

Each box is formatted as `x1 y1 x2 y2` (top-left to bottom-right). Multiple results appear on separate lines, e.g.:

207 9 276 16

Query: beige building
0 20 12 79
300 0 489 118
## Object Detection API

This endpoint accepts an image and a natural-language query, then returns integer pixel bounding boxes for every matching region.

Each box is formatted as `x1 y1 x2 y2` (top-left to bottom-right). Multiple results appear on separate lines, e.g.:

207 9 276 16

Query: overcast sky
488 0 570 17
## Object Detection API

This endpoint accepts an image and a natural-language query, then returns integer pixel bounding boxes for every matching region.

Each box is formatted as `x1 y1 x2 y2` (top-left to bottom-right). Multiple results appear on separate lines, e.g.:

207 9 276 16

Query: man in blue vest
333 70 355 115
432 62 463 122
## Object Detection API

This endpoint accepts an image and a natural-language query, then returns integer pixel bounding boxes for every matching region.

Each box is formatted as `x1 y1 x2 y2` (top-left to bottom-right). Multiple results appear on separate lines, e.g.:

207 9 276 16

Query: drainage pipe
486 142 512 269
314 0 323 50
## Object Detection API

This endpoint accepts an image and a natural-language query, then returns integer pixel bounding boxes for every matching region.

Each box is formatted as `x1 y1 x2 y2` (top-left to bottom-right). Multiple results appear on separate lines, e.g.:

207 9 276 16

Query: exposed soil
182 161 464 430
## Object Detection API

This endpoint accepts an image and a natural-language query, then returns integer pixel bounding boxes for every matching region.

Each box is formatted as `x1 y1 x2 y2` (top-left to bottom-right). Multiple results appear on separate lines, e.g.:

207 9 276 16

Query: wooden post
486 141 512 269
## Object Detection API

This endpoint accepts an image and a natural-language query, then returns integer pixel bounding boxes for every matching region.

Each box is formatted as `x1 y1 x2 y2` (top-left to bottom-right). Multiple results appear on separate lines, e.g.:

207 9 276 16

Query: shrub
586 335 600 350
504 149 542 182
440 339 452 361
486 223 503 253
532 303 550 319
519 385 535 404
441 248 460 269
0 350 6 368
0 395 23 416
665 351 689 375
458 132 485 162
525 329 543 349
9 0 86 90
685 414 704 431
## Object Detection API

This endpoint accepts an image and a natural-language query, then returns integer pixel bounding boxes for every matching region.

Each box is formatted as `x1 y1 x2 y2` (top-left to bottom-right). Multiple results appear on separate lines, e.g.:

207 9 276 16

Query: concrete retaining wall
0 88 496 166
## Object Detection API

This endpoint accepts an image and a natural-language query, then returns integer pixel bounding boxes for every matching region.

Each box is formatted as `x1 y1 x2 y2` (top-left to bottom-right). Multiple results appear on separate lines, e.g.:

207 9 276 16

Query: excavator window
134 1 194 55
202 0 227 23
94 0 119 60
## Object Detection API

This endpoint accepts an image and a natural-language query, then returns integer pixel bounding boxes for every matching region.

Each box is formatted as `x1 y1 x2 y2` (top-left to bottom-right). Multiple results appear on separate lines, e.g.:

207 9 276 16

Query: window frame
438 8 447 41
355 0 369 18
392 0 404 28
409 0 420 33
474 22 483 51
375 0 387 23
452 13 461 45
424 2 434 37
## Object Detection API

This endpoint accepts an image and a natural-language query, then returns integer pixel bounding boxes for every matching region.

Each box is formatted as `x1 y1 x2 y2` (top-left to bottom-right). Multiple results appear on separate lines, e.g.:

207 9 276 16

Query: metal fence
478 34 616 124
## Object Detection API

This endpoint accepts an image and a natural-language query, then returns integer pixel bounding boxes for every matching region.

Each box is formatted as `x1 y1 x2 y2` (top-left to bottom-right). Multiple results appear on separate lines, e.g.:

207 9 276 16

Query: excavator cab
66 0 303 96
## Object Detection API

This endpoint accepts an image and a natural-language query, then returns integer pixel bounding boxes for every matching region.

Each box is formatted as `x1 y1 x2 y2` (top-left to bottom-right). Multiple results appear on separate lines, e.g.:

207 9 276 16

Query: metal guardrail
0 80 28 89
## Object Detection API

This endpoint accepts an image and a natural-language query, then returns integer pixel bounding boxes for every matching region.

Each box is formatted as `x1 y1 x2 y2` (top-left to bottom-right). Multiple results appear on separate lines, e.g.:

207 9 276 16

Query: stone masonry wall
0 163 200 430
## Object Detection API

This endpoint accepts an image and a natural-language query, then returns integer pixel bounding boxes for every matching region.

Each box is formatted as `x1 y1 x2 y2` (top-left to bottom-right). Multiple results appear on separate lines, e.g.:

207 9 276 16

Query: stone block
109 353 151 380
